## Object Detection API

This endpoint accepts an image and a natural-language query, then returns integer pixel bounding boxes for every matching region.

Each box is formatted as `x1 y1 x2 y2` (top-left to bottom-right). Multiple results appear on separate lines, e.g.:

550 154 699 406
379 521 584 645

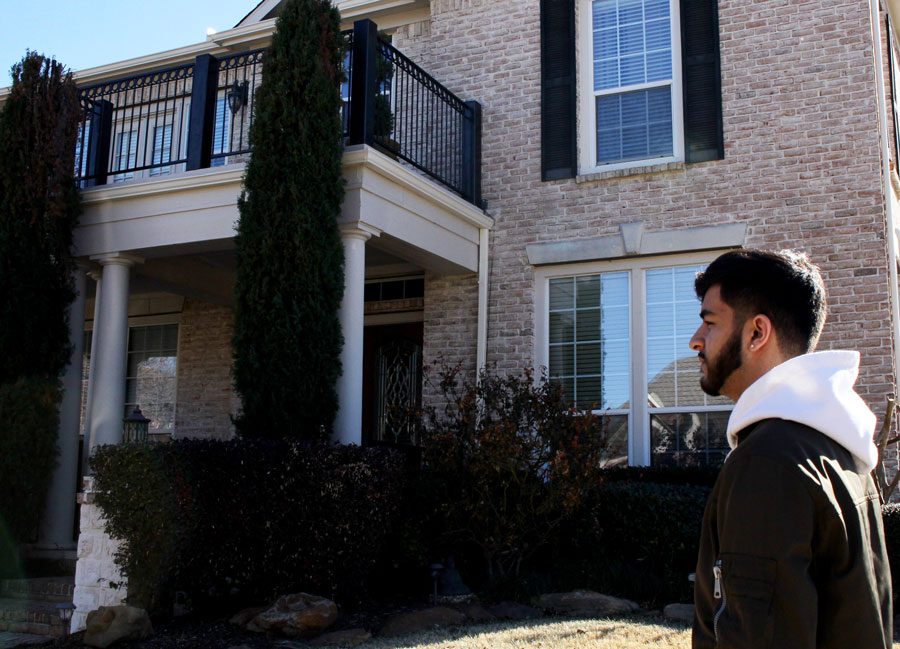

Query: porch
36 17 490 563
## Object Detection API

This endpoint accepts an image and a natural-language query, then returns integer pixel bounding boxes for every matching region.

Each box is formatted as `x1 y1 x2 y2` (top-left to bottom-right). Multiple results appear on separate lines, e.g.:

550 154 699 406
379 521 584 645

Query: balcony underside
74 144 491 301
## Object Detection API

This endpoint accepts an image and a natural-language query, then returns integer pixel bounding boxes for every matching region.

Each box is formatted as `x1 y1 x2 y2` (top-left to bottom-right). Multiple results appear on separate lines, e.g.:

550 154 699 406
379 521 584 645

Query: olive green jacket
692 419 892 649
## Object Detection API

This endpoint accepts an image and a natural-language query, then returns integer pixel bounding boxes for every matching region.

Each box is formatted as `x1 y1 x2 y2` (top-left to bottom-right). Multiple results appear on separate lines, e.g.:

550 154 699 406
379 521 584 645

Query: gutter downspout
868 0 900 398
476 227 490 378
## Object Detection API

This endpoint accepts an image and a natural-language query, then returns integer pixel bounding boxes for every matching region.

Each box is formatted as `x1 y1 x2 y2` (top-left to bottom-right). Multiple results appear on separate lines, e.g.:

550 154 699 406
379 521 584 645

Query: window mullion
631 268 649 466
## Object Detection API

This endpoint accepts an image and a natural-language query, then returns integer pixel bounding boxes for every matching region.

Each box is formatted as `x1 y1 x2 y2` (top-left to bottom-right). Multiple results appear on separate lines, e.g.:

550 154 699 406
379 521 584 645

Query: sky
0 0 262 88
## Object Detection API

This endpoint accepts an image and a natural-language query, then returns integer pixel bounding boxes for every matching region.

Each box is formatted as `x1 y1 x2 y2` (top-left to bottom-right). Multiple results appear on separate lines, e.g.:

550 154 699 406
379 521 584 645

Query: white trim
343 145 493 230
526 221 747 266
577 0 684 175
80 165 245 205
534 250 730 467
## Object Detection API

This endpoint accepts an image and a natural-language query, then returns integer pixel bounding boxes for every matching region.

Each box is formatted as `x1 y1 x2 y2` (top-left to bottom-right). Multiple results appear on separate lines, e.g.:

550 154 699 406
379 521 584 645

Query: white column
81 272 102 472
35 266 88 554
334 225 377 445
87 254 141 450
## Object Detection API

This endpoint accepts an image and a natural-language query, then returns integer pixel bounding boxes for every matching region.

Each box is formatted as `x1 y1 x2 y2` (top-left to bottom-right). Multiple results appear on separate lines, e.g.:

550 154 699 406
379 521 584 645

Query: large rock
229 606 268 628
663 603 695 624
534 590 640 617
379 606 466 637
248 593 337 638
487 601 542 620
83 605 153 648
457 602 496 623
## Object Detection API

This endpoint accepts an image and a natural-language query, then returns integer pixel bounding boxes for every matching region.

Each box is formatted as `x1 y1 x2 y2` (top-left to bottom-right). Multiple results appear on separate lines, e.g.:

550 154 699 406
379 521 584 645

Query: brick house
5 0 900 631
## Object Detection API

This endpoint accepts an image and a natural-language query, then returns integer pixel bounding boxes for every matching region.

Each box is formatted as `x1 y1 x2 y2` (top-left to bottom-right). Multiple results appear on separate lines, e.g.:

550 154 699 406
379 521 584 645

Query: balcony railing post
462 100 483 208
348 19 379 146
186 54 219 171
85 100 113 187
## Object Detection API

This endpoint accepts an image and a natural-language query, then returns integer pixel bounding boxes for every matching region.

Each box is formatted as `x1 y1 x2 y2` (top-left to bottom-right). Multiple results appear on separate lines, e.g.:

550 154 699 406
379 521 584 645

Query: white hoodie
725 350 878 472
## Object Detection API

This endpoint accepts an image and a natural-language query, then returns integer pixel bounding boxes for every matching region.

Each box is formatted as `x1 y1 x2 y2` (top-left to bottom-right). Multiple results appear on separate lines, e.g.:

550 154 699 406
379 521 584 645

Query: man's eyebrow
699 309 713 319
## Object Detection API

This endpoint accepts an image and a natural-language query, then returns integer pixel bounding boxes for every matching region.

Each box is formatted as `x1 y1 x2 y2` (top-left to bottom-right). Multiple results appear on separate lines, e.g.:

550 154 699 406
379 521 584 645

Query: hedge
91 439 408 614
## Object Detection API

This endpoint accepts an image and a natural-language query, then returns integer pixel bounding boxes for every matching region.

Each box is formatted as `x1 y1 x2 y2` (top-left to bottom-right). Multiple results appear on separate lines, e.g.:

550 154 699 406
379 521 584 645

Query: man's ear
744 314 774 352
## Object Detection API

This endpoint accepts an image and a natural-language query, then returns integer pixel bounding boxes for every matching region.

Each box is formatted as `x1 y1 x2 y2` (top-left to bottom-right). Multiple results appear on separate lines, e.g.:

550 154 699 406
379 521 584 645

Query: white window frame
534 251 731 466
577 0 684 175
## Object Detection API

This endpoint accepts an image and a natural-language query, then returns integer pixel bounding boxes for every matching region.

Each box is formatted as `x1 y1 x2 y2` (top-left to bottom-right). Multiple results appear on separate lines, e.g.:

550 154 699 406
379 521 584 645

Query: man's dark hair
694 249 827 356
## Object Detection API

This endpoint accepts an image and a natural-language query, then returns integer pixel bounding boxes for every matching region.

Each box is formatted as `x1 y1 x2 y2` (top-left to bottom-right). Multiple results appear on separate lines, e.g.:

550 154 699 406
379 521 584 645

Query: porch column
334 224 378 444
80 272 102 472
35 265 88 555
87 253 142 450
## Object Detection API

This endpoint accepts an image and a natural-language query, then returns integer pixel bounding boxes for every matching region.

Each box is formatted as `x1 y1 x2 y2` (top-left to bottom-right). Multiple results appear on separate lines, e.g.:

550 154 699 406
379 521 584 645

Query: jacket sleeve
699 452 818 649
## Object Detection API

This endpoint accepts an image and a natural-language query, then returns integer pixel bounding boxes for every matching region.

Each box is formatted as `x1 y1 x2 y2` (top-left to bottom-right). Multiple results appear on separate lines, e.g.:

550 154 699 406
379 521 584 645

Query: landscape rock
379 606 466 637
248 593 337 638
456 602 496 622
310 628 372 646
83 605 153 648
229 606 268 628
487 601 543 620
663 603 695 624
534 590 640 617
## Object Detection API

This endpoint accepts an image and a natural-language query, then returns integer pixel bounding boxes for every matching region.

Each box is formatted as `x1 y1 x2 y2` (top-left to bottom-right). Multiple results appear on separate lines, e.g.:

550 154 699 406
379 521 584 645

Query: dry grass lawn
355 616 900 649
360 616 691 649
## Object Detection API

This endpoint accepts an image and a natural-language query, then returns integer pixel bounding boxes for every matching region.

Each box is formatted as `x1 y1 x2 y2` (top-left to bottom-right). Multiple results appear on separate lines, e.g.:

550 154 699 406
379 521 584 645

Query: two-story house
7 0 900 634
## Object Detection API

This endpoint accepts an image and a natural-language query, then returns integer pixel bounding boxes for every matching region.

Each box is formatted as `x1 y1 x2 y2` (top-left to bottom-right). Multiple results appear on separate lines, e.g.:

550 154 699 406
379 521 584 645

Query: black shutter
680 0 724 162
541 0 577 180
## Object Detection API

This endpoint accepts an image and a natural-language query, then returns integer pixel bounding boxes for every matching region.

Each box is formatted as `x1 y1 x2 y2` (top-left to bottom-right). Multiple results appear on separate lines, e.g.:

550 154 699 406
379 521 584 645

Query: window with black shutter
540 0 723 177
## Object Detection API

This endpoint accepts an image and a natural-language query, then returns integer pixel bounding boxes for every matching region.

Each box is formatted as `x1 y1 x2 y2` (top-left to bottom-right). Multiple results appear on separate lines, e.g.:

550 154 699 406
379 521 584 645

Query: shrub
0 377 61 554
91 439 407 614
555 479 710 607
232 0 346 440
882 503 900 605
421 366 618 590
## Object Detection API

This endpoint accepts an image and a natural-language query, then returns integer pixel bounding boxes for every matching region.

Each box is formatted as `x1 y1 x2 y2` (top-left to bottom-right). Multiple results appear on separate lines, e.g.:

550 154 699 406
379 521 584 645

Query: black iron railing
75 19 482 206
346 20 482 205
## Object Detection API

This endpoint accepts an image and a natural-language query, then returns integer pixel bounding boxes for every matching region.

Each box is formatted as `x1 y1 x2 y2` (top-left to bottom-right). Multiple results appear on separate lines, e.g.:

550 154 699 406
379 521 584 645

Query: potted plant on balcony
373 38 400 157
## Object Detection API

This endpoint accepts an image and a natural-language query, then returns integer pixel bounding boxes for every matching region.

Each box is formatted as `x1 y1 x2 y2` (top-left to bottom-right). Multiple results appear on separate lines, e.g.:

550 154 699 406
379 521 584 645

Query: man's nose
689 327 704 352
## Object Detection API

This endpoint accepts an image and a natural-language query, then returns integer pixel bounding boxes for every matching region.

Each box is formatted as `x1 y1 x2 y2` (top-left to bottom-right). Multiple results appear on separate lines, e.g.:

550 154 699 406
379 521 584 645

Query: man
689 249 892 648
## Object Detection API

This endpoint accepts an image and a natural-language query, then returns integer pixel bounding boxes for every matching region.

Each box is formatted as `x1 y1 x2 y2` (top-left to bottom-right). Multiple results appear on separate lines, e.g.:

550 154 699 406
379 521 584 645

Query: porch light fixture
227 79 249 115
123 406 151 443
56 602 75 637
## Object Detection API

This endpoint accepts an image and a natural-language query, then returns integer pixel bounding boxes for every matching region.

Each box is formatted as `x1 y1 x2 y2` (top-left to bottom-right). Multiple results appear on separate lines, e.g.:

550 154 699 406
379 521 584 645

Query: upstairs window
580 0 682 171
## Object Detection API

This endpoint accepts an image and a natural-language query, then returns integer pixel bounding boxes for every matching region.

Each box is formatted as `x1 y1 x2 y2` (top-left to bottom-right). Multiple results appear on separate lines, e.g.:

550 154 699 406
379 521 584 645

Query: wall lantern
56 602 75 637
227 80 249 115
123 406 151 443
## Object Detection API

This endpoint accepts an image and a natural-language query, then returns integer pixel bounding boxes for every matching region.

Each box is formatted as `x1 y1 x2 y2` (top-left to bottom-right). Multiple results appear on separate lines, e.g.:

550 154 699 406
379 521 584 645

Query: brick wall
175 299 239 440
395 0 896 412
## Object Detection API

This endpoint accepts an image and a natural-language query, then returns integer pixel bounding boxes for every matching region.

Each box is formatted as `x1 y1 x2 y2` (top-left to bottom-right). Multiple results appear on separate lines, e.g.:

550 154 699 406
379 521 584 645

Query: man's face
689 284 745 399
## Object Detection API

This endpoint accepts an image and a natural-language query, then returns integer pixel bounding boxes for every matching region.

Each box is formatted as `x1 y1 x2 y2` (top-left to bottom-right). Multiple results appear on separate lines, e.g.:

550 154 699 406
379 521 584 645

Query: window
112 130 137 182
149 124 174 176
889 17 900 172
536 253 731 467
125 323 179 433
211 98 230 167
579 0 682 172
80 321 179 437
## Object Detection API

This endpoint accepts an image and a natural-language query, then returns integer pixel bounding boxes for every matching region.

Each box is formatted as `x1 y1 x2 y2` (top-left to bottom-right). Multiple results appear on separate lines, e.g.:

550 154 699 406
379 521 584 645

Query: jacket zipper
713 559 726 643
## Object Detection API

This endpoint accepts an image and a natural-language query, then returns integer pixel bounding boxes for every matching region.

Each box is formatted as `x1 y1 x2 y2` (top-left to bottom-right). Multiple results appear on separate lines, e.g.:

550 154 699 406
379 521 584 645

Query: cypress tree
0 52 81 382
233 0 346 440
0 52 80 546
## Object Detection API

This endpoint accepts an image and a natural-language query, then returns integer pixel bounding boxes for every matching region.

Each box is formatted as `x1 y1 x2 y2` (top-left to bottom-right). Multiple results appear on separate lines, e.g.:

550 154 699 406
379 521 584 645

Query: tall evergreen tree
233 0 346 440
0 52 81 547
0 53 81 383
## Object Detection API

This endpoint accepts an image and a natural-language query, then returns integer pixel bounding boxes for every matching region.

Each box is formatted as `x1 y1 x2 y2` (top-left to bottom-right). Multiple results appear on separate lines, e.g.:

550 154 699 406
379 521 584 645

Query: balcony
74 19 482 207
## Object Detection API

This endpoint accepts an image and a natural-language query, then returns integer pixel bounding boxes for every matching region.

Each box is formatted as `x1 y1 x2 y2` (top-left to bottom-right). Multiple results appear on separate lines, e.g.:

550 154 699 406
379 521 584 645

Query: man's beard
699 327 743 397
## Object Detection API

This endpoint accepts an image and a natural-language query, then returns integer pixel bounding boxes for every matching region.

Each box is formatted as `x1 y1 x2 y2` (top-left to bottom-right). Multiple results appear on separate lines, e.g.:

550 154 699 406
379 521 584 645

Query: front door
362 322 423 445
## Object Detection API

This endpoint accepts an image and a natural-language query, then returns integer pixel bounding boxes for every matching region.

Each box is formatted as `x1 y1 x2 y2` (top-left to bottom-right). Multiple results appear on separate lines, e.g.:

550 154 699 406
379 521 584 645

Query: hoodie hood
726 350 878 471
